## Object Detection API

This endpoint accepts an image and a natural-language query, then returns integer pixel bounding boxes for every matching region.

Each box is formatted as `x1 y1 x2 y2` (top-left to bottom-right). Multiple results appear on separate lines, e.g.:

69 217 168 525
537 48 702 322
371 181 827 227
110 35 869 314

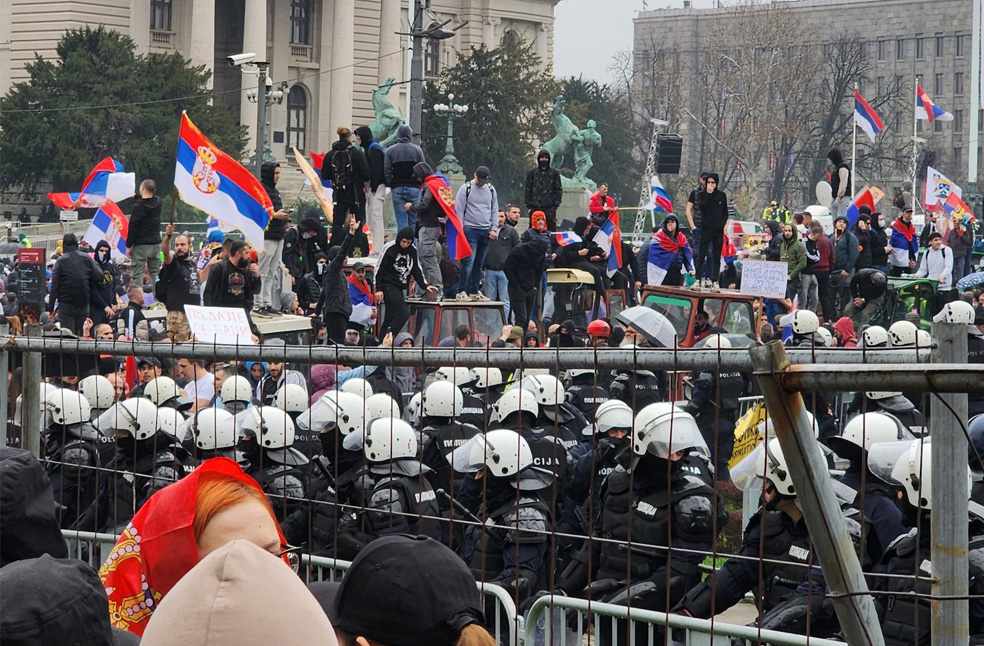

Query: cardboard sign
740 259 789 299
59 209 78 222
184 305 254 344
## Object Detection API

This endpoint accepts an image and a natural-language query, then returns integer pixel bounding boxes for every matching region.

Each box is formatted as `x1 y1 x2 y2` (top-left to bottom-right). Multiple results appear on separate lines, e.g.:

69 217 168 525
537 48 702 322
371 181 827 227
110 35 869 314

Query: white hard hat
814 327 834 348
220 375 253 404
934 300 976 324
404 392 422 426
143 376 189 408
491 387 539 423
155 407 187 441
435 366 477 387
275 384 308 414
190 408 237 451
96 398 161 440
698 334 732 349
520 374 565 407
868 439 971 510
465 429 534 477
791 310 820 335
861 325 889 348
832 412 910 454
364 417 418 463
341 378 373 398
471 367 504 389
594 400 633 435
888 320 918 347
732 437 797 496
365 393 400 425
297 391 364 435
241 405 296 450
79 375 114 412
422 380 464 418
632 402 708 459
45 387 91 427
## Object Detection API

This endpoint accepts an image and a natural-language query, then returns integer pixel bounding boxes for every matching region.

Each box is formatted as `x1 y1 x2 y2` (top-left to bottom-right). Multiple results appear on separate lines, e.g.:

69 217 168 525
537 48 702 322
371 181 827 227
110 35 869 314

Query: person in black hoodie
405 161 446 294
694 173 729 287
297 251 326 317
375 227 438 336
384 124 427 232
0 447 68 567
298 215 329 272
355 125 386 253
89 240 121 326
323 127 371 255
505 236 549 332
525 149 564 231
854 214 874 270
554 216 606 321
202 240 261 310
257 161 291 312
48 233 101 335
317 216 358 343
869 211 890 273
126 179 163 287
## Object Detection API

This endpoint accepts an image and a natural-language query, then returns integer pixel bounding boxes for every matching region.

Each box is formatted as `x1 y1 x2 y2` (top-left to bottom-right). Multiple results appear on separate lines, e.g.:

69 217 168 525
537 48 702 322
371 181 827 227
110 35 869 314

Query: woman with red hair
99 458 292 636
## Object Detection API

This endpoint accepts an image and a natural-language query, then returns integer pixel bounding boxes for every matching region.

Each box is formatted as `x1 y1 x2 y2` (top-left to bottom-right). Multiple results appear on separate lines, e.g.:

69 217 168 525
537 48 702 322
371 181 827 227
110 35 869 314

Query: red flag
421 174 472 261
309 151 326 170
124 355 139 394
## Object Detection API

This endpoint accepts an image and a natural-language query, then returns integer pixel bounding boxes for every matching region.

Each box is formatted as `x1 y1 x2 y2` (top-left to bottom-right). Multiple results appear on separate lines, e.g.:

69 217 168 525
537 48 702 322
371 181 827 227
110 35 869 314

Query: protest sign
184 305 254 344
740 260 788 299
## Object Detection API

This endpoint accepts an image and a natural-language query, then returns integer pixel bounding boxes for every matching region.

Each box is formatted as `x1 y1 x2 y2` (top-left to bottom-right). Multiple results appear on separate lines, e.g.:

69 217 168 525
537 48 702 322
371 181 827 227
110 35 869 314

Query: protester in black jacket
525 149 563 231
384 124 427 231
158 224 201 342
257 162 291 312
323 127 371 255
870 211 889 271
375 227 438 336
854 215 874 270
318 218 358 344
48 234 101 335
0 447 68 566
202 240 260 310
126 179 163 287
297 252 325 316
356 125 386 254
694 173 728 287
505 236 549 331
89 240 121 325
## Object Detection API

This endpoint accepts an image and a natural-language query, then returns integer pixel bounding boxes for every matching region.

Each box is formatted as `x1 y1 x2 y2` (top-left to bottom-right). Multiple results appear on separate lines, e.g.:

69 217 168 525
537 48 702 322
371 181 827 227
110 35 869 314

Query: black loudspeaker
656 134 683 175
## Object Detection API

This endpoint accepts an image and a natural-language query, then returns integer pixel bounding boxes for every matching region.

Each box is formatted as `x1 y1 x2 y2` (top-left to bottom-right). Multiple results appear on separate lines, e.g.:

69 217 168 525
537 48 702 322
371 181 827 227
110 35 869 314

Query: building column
189 0 216 87
241 0 267 153
537 22 549 66
130 0 150 54
329 0 355 130
378 0 402 84
270 0 291 160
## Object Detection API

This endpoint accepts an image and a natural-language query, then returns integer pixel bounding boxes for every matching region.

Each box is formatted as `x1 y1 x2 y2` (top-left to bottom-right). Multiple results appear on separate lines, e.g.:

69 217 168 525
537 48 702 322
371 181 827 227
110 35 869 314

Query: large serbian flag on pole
174 112 272 248
421 173 472 261
48 157 135 209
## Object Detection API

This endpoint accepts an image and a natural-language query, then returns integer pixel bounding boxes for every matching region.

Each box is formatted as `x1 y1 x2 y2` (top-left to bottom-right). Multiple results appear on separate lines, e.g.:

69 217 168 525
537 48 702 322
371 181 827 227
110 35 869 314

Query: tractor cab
406 299 507 347
545 268 627 328
884 276 939 330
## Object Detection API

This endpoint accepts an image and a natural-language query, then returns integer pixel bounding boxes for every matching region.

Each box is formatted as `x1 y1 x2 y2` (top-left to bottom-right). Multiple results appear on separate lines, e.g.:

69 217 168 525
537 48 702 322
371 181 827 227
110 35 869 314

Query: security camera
227 52 256 67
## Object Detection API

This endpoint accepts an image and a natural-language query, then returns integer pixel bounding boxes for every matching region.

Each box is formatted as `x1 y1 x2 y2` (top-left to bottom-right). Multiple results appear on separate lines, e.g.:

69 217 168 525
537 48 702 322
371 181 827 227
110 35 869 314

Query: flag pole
912 75 919 215
851 83 858 198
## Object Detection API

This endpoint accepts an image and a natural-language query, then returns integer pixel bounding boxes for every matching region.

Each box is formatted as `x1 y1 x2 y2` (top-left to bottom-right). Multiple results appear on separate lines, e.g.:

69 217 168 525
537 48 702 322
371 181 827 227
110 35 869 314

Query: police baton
435 488 495 536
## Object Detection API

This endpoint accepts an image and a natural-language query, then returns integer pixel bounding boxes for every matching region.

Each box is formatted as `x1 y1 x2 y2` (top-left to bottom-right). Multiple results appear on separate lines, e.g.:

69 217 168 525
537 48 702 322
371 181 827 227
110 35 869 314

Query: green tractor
875 276 939 330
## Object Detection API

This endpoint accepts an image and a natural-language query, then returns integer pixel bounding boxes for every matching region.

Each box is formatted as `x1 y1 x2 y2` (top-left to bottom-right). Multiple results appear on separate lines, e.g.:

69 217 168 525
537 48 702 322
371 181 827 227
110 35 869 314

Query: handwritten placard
184 305 255 344
740 259 789 299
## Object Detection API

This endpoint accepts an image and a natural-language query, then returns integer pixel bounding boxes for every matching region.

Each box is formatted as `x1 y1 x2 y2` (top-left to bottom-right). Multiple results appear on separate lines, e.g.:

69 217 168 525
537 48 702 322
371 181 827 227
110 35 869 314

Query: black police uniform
244 444 311 522
565 375 611 423
685 367 749 478
610 370 663 409
419 419 481 499
42 422 117 527
838 466 910 568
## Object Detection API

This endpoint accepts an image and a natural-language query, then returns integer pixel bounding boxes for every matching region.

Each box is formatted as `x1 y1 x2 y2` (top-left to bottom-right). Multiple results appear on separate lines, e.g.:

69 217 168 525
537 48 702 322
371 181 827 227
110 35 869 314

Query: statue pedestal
556 186 591 229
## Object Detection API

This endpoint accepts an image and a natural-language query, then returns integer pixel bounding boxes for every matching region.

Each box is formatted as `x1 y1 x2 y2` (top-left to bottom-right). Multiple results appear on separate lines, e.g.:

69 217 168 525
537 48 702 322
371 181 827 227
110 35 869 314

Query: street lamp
433 93 469 176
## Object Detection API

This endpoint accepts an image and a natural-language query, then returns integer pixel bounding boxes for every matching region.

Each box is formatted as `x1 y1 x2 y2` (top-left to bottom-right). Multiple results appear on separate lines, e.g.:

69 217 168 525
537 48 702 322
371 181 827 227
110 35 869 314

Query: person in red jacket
589 183 616 220
809 223 835 322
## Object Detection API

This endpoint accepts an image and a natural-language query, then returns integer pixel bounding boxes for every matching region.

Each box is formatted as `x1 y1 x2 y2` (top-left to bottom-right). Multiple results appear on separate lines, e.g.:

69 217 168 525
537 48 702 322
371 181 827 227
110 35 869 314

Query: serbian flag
554 231 582 247
421 173 472 261
647 227 692 285
82 200 129 259
853 90 885 143
943 191 976 222
844 186 885 228
915 84 954 122
592 211 623 277
651 175 673 213
925 166 962 210
347 274 375 326
174 112 272 248
48 157 135 209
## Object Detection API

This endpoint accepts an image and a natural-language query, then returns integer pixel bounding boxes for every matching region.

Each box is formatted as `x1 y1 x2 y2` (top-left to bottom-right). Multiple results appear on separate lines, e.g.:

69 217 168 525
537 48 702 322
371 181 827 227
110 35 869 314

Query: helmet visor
867 440 916 486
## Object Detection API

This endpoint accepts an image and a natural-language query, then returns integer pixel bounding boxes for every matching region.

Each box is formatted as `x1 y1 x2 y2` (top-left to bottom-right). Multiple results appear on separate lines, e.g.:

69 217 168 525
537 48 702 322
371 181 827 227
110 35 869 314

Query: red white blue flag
421 173 472 261
82 200 129 260
592 211 623 277
174 112 272 248
915 84 953 122
553 231 582 247
853 90 885 143
347 274 375 326
651 176 673 213
48 157 135 209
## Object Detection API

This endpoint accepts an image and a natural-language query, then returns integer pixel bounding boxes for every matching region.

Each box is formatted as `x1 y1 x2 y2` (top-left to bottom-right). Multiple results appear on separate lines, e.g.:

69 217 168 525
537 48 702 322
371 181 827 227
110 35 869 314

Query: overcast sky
553 0 732 83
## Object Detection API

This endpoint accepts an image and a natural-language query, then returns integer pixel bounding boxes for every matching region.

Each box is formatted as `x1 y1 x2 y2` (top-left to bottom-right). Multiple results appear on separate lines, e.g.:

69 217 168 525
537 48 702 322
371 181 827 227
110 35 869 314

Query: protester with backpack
322 127 370 256
355 125 386 254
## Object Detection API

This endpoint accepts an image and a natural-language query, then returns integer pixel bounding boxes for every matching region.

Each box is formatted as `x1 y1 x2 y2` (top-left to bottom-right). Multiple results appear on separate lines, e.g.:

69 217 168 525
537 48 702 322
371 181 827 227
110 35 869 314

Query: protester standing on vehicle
454 166 498 299
384 124 426 232
126 179 162 287
404 162 445 296
525 149 563 231
323 127 371 255
483 208 519 317
693 173 728 288
255 162 292 313
48 233 100 335
375 228 438 336
828 148 852 219
354 126 385 253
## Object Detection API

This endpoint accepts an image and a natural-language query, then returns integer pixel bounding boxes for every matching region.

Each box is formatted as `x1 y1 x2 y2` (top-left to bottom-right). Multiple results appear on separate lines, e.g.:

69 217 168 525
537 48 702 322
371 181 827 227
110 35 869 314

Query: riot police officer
75 398 186 533
569 399 632 513
860 325 889 348
219 374 253 415
41 387 115 527
142 376 193 413
781 309 822 347
522 374 588 449
276 383 317 457
845 389 926 434
186 407 240 461
609 365 663 409
434 366 488 429
468 366 506 407
239 405 310 522
78 374 115 421
564 368 611 424
490 387 568 500
419 380 481 500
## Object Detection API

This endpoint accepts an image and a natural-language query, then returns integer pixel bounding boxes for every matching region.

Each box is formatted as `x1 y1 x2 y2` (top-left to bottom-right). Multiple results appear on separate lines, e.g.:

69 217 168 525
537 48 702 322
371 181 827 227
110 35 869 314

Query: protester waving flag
347 273 376 327
925 166 962 210
421 172 472 261
647 220 693 285
844 186 885 228
82 200 129 260
943 190 976 222
48 157 135 209
554 231 582 247
173 112 272 248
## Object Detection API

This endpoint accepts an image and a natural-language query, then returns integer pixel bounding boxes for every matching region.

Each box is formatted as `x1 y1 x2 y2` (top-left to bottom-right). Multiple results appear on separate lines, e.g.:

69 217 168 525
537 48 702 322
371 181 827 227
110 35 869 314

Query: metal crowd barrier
524 595 848 646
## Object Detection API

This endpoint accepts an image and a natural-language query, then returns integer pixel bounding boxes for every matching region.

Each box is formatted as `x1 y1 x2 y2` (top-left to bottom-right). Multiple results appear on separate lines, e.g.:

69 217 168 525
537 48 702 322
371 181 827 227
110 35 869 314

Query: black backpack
331 148 354 195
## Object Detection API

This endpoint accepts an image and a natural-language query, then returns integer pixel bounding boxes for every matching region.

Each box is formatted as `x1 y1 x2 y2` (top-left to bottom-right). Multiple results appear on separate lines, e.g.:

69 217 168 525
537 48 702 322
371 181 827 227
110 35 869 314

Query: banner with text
740 260 789 299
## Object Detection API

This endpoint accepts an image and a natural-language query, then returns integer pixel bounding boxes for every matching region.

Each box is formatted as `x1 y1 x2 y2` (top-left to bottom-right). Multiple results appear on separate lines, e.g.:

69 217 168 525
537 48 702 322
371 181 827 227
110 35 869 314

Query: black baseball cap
475 165 491 180
327 534 484 645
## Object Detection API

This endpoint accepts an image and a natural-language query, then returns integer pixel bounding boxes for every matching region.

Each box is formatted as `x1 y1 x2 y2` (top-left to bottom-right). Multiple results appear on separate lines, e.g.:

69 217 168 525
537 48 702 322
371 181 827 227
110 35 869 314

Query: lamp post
433 93 469 176
246 63 288 177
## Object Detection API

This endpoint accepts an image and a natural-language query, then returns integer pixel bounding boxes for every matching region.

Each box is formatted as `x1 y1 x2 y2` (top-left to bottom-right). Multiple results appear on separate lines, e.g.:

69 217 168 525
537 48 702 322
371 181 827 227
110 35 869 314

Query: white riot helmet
275 384 308 414
14 383 60 432
341 378 373 398
915 329 932 349
790 310 820 335
830 412 911 457
521 374 565 407
190 408 237 451
365 393 400 425
96 398 161 440
462 429 534 478
79 375 115 413
869 439 971 510
732 437 797 496
491 387 539 423
632 402 708 459
155 407 187 442
220 375 253 405
565 368 594 382
866 390 903 401
699 334 732 349
471 367 504 389
435 366 477 387
143 376 191 409
45 388 91 427
888 320 918 347
422 380 464 419
861 325 889 348
364 417 418 463
934 300 976 324
240 405 295 450
297 391 364 435
404 392 423 426
814 327 834 348
594 400 633 436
